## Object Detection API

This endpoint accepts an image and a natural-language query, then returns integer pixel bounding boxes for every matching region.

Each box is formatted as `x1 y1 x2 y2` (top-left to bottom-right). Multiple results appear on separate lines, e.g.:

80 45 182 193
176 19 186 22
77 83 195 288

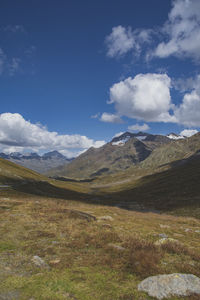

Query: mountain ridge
0 150 73 174
47 131 177 179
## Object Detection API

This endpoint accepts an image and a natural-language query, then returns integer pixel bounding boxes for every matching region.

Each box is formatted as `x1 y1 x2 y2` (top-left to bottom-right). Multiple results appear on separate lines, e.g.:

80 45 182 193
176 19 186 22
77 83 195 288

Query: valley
0 131 200 299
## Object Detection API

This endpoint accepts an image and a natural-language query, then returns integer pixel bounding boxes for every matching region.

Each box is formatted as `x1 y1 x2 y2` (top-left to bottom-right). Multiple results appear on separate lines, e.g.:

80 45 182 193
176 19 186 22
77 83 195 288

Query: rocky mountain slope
47 132 173 179
48 132 200 180
0 150 72 174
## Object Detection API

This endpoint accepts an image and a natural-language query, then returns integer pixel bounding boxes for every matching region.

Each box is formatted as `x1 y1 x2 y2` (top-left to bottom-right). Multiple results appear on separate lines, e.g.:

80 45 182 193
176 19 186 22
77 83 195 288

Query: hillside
1 137 200 299
0 158 91 200
1 160 200 299
48 132 171 179
0 158 46 184
94 152 200 218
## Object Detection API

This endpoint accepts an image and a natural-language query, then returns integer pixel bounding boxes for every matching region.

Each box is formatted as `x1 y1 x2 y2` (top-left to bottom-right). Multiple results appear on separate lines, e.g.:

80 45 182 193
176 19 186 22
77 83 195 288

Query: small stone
159 224 170 229
32 255 49 269
155 238 179 246
185 228 192 232
108 243 125 251
158 233 168 238
98 215 114 221
138 273 200 299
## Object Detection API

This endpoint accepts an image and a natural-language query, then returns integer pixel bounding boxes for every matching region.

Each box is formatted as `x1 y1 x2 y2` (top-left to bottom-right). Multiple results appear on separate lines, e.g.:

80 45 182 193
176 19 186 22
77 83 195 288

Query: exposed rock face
138 273 200 299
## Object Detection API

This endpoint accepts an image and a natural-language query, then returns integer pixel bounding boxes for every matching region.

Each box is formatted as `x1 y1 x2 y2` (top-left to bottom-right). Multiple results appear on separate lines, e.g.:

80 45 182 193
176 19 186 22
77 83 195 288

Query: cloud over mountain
101 72 200 128
0 113 105 156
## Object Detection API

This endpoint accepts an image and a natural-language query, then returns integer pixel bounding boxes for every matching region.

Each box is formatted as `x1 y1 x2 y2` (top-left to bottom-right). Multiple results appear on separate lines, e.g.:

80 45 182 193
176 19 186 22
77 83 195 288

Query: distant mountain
47 132 172 179
0 150 73 174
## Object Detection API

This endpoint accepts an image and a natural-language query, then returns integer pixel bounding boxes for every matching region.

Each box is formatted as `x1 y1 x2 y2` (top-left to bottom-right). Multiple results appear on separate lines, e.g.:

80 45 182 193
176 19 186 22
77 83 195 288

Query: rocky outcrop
138 273 200 299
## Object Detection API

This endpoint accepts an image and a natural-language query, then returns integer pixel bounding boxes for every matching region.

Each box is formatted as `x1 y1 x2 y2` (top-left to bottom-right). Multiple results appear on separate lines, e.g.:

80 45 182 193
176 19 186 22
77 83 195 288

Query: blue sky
0 0 200 157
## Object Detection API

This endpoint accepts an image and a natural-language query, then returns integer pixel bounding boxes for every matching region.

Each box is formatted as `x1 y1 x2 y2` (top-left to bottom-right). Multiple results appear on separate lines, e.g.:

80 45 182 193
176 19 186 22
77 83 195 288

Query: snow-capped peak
167 133 185 140
112 137 130 146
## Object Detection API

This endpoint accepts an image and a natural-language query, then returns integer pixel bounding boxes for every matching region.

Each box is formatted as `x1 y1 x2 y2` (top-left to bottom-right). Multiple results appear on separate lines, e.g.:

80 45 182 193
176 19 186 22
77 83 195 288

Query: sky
0 0 200 157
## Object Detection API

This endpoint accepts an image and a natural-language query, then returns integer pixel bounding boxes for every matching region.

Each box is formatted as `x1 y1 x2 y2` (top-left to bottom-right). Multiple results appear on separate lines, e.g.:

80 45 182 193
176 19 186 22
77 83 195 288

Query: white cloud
103 72 200 127
0 113 105 157
105 1 200 63
105 26 152 58
128 123 150 131
109 73 176 123
174 90 200 127
100 112 123 123
170 74 200 127
180 129 198 137
154 0 200 62
105 26 135 58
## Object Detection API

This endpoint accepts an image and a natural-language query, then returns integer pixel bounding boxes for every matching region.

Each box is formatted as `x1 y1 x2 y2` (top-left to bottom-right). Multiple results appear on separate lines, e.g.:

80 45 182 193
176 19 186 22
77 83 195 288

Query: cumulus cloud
172 73 200 126
128 123 150 131
105 25 152 58
0 113 105 157
154 0 200 62
102 72 200 127
174 90 200 127
180 129 198 137
108 73 176 123
100 112 123 123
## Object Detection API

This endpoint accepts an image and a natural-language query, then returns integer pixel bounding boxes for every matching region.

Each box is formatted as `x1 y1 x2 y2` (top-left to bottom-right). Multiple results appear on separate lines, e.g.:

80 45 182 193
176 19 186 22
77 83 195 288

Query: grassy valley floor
1 188 200 300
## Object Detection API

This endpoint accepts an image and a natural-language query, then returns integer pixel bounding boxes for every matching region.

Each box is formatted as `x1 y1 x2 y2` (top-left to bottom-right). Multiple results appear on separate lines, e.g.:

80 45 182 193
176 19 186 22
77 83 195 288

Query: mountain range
0 150 73 174
47 131 190 179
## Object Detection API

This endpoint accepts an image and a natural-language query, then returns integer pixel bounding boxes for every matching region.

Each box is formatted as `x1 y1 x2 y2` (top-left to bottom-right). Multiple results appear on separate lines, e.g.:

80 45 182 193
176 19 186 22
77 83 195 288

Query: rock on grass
32 255 49 269
138 273 200 299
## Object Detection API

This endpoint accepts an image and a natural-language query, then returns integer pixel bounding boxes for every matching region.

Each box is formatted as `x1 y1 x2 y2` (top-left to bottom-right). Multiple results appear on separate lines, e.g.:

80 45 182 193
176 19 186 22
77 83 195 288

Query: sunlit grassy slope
0 158 46 183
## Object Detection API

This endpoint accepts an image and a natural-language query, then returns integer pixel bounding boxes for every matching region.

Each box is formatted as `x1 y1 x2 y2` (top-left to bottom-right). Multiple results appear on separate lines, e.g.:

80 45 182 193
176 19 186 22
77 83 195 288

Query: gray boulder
32 255 49 269
138 273 200 299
